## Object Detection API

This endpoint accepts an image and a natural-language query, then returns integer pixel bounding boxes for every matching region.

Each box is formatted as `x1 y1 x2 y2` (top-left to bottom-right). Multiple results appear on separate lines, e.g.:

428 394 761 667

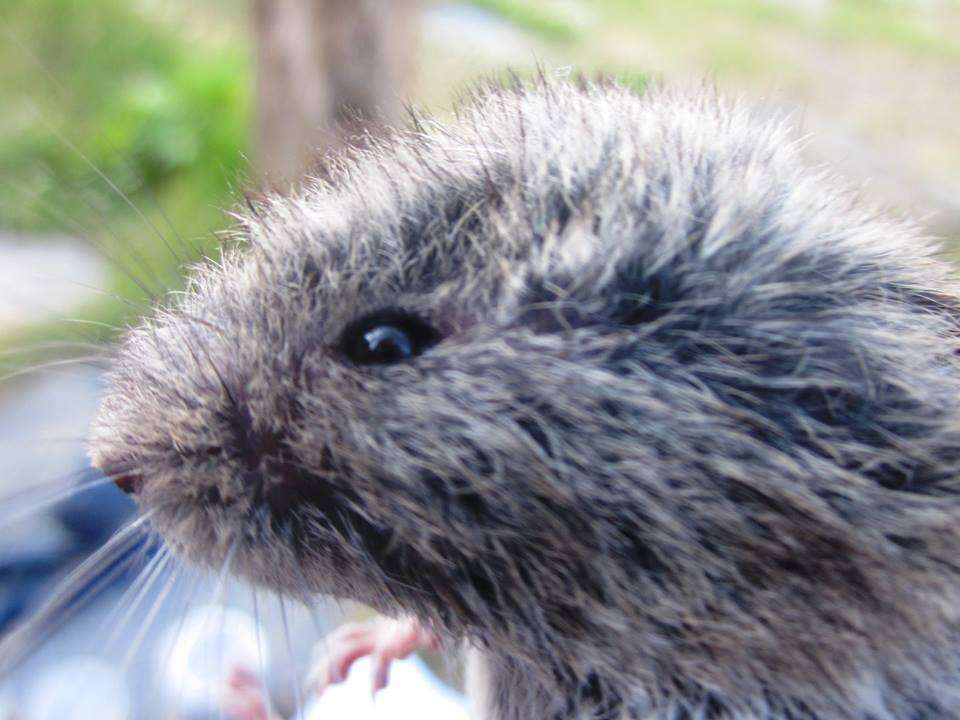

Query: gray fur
90 76 960 719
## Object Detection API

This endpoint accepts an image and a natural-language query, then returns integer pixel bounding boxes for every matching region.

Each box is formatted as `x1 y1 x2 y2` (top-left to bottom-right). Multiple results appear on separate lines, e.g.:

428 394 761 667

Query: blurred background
0 0 957 718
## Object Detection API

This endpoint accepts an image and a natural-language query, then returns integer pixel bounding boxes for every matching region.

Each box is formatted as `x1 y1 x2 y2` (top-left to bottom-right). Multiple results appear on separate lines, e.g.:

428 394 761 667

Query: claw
223 665 277 720
307 617 439 698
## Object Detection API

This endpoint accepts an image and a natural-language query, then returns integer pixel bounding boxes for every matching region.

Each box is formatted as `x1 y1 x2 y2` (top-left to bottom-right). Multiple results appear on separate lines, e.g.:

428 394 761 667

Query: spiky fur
91 77 960 719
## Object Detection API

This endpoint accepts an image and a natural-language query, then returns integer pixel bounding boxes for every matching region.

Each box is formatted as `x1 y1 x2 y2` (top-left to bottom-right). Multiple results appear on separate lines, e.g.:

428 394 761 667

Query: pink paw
307 617 440 697
223 665 279 720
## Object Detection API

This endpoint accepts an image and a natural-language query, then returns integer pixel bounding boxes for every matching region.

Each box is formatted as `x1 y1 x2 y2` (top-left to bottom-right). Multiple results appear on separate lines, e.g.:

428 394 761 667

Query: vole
89 76 960 719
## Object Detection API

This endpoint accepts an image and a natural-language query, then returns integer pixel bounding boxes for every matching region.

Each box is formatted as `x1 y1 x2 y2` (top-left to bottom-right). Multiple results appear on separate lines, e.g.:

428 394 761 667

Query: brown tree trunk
252 0 419 187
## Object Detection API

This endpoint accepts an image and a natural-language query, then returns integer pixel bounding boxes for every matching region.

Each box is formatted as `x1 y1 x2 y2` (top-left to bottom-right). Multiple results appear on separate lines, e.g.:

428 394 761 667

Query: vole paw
307 616 440 697
223 665 279 720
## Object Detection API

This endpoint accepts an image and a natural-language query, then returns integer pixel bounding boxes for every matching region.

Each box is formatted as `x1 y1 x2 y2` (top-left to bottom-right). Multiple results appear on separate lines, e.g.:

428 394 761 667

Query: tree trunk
252 0 419 187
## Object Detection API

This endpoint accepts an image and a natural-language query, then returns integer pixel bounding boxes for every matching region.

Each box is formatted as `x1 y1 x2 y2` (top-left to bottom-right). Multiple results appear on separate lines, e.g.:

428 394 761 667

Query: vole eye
339 310 441 365
361 325 413 363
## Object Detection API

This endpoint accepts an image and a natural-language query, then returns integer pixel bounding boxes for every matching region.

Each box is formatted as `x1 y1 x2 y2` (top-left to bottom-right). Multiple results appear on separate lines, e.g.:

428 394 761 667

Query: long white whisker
0 513 153 673
293 561 326 636
216 537 239 601
0 463 105 502
252 586 276 719
19 100 186 270
105 547 171 649
158 568 205 716
142 182 202 259
122 551 180 667
204 535 239 718
202 586 224 718
70 184 166 300
60 317 123 332
0 340 106 358
279 595 305 720
0 473 117 528
0 172 161 304
0 355 108 385
0 433 97 448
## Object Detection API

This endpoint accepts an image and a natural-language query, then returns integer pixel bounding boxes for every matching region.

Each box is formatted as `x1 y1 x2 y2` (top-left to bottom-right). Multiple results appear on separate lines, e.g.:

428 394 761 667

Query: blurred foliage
468 0 579 41
0 0 251 346
478 0 960 61
822 0 960 58
0 0 250 230
0 0 957 354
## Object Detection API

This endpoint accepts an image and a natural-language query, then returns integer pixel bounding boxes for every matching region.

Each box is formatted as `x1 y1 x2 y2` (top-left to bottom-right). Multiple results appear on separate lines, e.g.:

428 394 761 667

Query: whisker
0 341 107 358
0 433 98 448
105 546 171 649
152 566 205 714
279 595 305 720
0 355 108 385
143 183 205 260
55 282 155 317
122 551 181 667
0 472 117 528
20 100 186 271
0 167 161 305
0 17 71 97
212 535 241 719
69 186 164 302
197 595 215 717
82 188 171 290
252 586 276 720
60 317 124 333
47 276 151 311
217 583 228 720
292 560 329 636
0 513 154 674
216 537 240 599
0 462 98 498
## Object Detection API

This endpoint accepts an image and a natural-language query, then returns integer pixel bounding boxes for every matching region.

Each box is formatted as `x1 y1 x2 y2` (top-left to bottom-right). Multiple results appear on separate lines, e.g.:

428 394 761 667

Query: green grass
479 0 960 69
824 0 960 60
468 0 580 42
0 0 251 355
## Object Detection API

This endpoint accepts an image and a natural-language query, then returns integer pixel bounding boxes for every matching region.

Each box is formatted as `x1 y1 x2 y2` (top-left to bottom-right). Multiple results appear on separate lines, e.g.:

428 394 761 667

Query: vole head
90 78 960 710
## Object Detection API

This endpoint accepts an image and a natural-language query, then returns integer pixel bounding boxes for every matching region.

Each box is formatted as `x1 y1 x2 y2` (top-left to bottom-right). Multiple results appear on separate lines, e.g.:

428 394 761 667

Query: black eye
339 309 441 365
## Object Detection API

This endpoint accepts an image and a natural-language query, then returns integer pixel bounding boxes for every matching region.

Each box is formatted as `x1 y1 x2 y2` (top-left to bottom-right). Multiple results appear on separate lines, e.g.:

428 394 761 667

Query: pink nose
112 473 140 495
99 462 141 495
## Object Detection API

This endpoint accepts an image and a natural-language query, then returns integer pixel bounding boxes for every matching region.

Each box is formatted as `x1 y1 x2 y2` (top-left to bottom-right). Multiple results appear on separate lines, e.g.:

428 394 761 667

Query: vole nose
97 462 142 495
112 473 140 495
